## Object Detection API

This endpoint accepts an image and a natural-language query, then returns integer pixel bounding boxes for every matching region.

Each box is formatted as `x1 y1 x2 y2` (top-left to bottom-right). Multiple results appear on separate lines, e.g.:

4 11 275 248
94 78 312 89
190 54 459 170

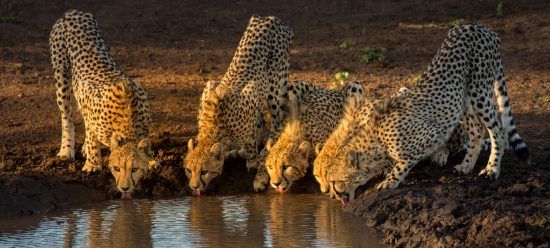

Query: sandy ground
0 0 549 247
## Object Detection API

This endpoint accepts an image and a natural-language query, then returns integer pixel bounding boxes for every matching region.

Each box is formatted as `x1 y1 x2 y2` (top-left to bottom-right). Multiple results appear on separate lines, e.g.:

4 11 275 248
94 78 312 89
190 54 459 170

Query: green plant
339 39 356 49
0 2 21 24
407 75 422 84
448 19 464 27
419 19 465 29
496 0 504 17
332 71 350 88
422 22 438 29
538 95 550 103
359 47 387 62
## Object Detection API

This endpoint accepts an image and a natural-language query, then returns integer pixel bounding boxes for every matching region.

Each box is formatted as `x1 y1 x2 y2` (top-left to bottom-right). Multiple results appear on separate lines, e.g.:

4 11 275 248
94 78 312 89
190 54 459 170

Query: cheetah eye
114 167 120 172
201 171 208 176
132 167 138 173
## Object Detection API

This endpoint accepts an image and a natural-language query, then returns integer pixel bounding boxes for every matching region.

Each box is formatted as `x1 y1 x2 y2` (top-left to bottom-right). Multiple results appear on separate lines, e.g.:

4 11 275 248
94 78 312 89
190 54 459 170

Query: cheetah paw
376 180 399 190
246 160 259 172
253 173 269 192
148 160 161 170
81 145 88 159
430 149 449 166
57 148 75 161
82 162 101 173
454 163 475 175
478 167 500 180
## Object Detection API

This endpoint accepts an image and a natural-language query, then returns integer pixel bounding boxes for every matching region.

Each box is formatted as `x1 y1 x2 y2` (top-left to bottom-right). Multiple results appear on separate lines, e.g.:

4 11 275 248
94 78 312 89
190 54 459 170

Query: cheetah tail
493 55 530 161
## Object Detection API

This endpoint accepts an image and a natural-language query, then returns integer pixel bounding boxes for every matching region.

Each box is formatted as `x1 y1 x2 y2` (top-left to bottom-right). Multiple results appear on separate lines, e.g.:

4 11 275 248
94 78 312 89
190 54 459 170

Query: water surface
0 194 384 247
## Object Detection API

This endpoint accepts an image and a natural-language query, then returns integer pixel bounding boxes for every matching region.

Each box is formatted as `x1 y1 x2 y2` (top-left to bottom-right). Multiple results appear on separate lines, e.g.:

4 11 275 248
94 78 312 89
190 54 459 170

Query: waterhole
0 194 384 247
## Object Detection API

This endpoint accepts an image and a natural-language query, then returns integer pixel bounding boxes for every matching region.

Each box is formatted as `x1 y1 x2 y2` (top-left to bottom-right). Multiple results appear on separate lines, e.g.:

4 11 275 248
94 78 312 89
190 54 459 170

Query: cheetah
318 24 529 203
184 16 293 196
257 81 365 193
50 10 158 199
313 87 480 199
319 96 489 202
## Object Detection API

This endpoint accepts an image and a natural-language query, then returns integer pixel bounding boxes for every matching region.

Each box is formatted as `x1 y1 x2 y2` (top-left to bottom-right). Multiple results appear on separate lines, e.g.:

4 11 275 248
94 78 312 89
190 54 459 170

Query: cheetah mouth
192 189 202 197
121 192 132 200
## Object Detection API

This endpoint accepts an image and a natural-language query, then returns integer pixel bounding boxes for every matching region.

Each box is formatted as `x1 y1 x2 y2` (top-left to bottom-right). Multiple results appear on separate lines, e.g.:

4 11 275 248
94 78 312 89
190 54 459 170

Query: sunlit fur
264 81 365 192
184 84 228 193
265 101 309 192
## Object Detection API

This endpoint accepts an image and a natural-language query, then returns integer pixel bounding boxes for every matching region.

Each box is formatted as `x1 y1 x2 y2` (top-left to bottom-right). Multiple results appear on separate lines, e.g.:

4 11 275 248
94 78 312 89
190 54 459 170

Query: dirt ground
0 0 549 247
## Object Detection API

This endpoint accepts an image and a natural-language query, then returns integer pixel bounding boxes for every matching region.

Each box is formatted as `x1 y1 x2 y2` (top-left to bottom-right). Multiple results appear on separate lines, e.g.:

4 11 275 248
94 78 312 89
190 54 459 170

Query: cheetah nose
272 181 281 187
121 186 130 191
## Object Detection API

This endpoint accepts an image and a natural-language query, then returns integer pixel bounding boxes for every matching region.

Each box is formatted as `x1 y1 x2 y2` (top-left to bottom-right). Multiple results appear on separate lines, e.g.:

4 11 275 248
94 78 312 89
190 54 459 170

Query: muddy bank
345 152 550 247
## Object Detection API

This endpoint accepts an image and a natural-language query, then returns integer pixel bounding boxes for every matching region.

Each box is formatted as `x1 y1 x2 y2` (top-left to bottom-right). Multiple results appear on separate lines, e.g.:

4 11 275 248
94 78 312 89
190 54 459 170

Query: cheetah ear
266 138 274 151
397 87 410 96
210 143 224 160
114 79 130 96
188 138 196 151
315 143 323 155
298 141 310 158
206 81 220 90
138 139 152 156
347 150 359 168
110 134 120 150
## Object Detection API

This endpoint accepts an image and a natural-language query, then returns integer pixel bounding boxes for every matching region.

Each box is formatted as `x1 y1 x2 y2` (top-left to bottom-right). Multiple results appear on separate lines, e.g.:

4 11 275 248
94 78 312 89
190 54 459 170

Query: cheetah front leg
82 130 102 172
52 56 75 160
376 159 420 189
237 141 259 171
253 149 270 192
57 114 75 160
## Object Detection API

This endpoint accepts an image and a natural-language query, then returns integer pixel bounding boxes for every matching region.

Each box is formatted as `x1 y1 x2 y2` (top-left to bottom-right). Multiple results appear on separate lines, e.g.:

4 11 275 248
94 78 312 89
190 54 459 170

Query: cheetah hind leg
455 110 484 175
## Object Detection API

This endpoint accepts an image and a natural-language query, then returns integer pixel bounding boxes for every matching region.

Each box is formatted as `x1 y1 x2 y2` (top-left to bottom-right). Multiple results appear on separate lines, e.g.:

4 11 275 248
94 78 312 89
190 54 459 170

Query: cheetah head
326 150 369 204
108 135 158 199
184 138 226 196
264 136 311 193
312 143 334 196
327 148 390 205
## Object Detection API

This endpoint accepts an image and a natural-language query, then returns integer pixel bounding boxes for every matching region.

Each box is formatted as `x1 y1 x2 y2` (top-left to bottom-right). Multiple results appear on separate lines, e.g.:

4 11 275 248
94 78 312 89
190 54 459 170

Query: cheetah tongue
121 192 132 200
192 189 201 197
275 187 285 193
341 198 350 205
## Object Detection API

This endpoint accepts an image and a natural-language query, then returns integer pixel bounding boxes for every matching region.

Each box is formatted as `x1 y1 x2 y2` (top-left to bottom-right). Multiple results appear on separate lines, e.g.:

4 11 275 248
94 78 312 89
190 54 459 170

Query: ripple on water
0 194 384 247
